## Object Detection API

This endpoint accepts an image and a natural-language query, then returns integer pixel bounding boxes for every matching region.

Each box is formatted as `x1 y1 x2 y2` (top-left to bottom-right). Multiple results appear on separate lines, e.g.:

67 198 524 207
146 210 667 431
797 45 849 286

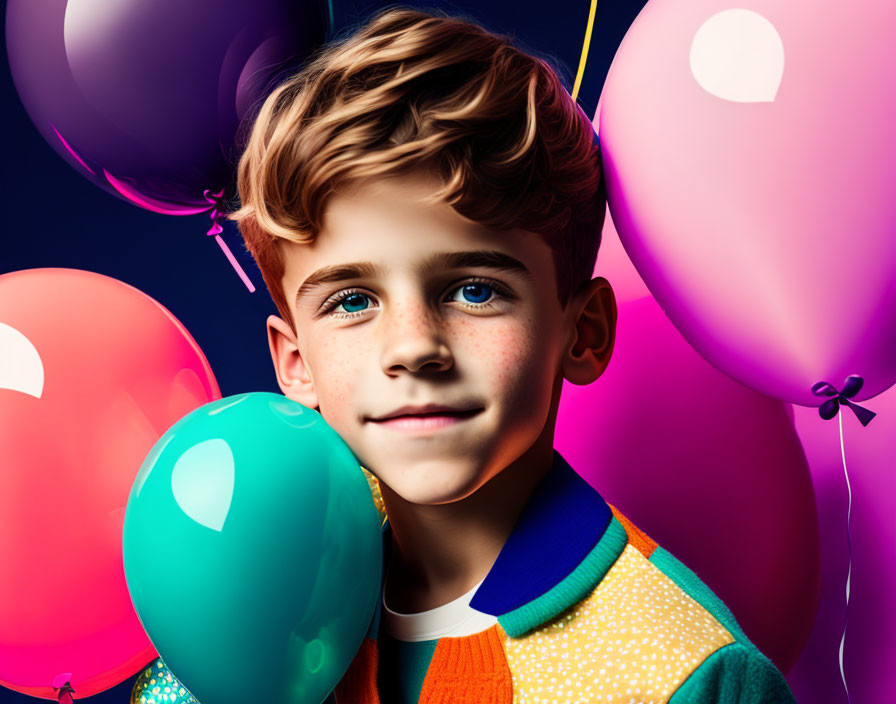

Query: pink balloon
599 0 896 406
590 97 652 305
556 296 819 673
593 204 651 304
787 392 896 704
0 269 221 699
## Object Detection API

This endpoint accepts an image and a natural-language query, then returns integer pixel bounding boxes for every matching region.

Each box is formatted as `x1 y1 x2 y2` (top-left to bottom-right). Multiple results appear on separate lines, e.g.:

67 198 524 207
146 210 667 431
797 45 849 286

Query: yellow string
571 0 599 102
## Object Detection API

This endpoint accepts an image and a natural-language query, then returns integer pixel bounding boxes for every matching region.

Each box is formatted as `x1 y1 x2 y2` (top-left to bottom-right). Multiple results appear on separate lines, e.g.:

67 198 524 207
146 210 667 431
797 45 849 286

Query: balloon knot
55 681 75 704
202 188 226 237
811 375 877 426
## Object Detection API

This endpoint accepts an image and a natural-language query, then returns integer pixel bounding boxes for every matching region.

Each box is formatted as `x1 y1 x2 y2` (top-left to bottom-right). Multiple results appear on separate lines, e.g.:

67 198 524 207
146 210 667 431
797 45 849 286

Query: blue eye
338 293 370 313
454 282 493 304
324 278 509 318
447 279 511 309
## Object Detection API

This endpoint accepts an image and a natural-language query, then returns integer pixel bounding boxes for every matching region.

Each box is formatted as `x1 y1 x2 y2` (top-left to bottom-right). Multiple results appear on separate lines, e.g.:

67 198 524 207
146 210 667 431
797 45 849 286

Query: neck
379 426 556 614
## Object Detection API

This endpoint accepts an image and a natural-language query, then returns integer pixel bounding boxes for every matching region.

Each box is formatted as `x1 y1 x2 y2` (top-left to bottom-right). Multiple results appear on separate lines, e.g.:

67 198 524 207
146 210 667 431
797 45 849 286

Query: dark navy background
0 1 646 701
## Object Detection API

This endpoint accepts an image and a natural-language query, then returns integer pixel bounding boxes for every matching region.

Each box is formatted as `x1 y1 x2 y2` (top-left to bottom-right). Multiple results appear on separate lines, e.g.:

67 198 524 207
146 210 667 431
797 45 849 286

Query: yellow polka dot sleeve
501 545 737 703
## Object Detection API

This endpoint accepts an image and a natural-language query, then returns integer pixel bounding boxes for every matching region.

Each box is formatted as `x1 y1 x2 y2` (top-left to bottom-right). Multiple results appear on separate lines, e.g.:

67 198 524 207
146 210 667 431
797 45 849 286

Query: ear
266 314 320 409
561 277 617 385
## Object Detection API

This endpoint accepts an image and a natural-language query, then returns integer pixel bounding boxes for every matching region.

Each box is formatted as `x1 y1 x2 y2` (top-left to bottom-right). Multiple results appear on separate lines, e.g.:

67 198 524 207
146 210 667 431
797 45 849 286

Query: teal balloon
123 393 382 704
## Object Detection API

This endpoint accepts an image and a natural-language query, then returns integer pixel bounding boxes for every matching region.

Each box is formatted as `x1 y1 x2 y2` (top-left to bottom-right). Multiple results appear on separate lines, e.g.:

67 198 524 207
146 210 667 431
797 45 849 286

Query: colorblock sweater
327 450 796 703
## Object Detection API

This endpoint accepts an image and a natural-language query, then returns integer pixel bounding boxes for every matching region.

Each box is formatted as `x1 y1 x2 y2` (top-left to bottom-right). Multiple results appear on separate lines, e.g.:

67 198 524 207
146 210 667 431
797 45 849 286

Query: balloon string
213 233 255 292
837 408 852 704
571 0 597 102
202 189 256 292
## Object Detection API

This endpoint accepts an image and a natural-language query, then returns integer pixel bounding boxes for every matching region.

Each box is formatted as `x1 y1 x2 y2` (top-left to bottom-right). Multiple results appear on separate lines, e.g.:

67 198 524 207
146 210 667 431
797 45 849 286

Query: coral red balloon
0 268 221 699
555 296 819 673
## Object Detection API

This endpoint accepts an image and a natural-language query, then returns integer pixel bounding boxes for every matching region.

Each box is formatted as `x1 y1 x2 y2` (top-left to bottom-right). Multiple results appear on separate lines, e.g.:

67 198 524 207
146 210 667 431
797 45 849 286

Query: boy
230 7 797 703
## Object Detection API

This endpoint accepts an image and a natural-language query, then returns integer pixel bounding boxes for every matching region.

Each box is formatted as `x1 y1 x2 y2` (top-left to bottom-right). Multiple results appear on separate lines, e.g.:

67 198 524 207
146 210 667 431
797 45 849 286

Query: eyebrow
293 249 534 307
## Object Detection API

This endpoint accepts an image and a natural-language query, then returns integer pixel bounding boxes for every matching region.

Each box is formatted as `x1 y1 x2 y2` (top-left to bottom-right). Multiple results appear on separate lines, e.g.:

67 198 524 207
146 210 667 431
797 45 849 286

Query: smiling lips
369 403 482 421
368 404 483 433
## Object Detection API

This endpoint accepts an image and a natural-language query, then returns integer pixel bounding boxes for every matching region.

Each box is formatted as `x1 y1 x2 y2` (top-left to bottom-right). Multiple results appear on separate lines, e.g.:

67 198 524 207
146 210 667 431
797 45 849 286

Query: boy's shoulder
346 454 795 703
499 503 795 702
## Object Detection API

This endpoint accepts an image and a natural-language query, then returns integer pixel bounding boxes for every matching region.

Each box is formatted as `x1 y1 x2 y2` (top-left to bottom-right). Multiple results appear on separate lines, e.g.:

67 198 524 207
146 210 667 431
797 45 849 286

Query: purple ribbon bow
811 375 877 427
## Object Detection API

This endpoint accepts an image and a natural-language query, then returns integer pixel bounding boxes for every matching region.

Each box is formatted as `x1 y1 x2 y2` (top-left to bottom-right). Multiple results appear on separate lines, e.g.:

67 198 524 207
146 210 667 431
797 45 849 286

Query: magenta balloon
787 392 896 704
599 0 896 407
5 0 327 210
555 296 819 673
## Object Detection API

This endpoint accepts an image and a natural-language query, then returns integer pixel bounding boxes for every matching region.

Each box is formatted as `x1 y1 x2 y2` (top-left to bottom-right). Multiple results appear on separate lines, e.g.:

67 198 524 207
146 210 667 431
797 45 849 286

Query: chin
383 460 484 506
397 489 471 507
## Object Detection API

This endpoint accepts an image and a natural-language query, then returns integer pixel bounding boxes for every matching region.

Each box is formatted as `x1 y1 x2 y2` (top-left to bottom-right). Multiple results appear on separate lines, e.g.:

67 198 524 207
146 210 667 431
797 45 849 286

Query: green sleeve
668 642 797 704
650 546 797 703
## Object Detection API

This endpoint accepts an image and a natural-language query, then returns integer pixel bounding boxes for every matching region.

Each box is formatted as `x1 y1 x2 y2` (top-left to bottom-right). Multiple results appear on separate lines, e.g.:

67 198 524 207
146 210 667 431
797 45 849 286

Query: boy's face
268 172 611 505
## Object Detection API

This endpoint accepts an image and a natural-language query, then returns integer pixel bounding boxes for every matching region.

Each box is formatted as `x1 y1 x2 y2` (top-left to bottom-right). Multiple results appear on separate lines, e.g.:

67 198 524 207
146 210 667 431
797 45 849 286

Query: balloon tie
810 375 876 427
201 188 256 292
837 409 853 704
55 681 75 704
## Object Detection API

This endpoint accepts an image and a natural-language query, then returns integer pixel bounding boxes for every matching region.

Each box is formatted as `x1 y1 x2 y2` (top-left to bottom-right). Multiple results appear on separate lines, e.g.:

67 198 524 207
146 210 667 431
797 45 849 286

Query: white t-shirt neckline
382 576 498 642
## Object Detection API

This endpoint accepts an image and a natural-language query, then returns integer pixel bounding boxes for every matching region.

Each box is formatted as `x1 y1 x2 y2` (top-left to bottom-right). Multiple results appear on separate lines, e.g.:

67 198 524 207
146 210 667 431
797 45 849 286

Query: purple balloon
555 296 819 673
787 392 896 704
6 0 327 211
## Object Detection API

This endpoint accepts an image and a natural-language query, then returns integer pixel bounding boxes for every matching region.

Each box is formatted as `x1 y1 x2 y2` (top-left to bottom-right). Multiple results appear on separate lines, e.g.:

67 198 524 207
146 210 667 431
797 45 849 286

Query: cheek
311 335 366 422
458 317 547 398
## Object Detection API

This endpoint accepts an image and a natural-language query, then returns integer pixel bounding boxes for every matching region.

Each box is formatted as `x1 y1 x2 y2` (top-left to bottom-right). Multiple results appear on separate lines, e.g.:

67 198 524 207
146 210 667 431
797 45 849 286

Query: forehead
279 174 555 296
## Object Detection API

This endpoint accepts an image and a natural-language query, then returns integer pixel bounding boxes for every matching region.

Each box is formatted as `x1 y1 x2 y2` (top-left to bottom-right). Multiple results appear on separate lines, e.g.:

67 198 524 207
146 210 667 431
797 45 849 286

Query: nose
379 298 453 375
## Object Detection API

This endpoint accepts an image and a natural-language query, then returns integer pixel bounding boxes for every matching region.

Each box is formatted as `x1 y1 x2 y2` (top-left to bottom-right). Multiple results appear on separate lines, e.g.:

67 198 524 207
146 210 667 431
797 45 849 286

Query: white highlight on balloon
171 439 235 532
208 394 249 416
690 9 785 103
63 0 129 56
0 322 45 398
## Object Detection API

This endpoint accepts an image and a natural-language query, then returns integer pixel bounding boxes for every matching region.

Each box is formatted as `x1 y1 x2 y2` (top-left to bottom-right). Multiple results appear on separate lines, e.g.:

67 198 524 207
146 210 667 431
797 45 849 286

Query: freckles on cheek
315 334 365 418
467 321 539 387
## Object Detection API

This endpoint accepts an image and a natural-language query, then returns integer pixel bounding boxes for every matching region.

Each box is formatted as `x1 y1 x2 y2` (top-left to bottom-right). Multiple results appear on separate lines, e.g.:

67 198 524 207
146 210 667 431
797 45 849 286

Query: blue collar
375 450 628 638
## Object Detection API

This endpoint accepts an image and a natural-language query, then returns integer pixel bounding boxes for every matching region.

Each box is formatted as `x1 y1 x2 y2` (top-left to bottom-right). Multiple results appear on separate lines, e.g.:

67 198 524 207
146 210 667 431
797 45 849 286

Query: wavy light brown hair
229 6 605 329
